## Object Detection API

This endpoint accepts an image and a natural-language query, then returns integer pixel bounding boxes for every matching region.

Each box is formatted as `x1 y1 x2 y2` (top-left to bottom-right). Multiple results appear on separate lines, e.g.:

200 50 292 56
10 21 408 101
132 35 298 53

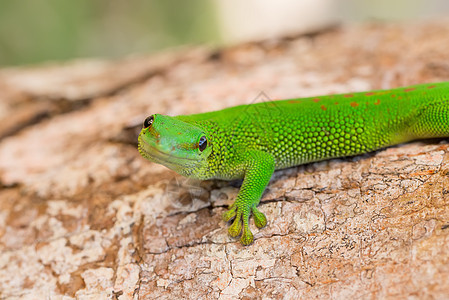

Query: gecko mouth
138 135 200 169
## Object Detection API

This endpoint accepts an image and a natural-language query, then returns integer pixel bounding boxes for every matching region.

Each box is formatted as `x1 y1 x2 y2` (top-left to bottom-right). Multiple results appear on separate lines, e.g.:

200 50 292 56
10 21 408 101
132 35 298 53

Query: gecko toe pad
251 206 267 228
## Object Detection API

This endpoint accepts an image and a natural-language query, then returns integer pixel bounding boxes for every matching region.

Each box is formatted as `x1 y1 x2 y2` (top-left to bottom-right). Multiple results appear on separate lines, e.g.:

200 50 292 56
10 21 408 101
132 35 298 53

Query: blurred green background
1 0 448 67
0 0 218 66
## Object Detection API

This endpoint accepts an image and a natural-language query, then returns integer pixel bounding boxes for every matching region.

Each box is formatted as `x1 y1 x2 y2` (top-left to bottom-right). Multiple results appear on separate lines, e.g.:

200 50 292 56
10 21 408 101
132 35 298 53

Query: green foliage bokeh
0 0 219 66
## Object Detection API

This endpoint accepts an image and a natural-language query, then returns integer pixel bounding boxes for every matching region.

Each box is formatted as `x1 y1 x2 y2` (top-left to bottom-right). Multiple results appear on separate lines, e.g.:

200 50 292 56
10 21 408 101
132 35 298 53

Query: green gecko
138 82 449 245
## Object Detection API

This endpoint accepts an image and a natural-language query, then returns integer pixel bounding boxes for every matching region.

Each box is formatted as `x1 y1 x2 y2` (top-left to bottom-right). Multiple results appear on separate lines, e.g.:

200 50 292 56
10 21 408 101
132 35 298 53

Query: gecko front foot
221 150 275 245
222 203 267 245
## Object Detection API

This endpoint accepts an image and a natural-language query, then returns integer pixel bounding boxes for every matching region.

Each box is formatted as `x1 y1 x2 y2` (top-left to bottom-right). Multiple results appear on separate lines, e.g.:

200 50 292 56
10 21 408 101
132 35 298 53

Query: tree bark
1 22 449 299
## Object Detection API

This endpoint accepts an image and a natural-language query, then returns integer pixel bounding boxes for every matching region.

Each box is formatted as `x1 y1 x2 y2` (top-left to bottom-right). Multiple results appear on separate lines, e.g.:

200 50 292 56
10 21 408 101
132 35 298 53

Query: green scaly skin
138 82 449 245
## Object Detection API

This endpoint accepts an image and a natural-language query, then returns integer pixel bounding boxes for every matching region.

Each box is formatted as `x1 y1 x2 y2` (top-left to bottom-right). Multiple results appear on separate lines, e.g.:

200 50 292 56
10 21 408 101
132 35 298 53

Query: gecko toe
252 206 267 228
240 224 254 245
228 211 242 237
222 205 237 222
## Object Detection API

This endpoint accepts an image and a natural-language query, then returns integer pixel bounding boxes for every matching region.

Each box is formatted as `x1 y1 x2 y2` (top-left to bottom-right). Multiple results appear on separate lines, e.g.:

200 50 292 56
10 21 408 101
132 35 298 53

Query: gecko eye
143 115 154 129
198 136 207 152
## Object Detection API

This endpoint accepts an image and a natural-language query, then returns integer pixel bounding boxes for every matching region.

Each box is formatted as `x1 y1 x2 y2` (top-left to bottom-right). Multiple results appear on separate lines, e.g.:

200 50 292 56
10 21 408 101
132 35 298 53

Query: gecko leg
222 150 275 245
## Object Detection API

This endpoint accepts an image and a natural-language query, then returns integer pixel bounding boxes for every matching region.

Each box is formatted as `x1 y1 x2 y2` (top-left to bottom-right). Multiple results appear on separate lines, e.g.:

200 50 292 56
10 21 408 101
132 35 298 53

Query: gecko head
138 114 213 179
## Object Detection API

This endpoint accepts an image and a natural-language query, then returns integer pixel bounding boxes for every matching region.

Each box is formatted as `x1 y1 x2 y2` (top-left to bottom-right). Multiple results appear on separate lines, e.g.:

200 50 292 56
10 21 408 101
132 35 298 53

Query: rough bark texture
1 22 449 299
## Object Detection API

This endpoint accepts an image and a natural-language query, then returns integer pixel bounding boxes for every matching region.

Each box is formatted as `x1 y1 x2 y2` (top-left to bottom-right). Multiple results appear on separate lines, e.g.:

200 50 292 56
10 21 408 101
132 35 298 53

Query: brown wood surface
1 22 449 299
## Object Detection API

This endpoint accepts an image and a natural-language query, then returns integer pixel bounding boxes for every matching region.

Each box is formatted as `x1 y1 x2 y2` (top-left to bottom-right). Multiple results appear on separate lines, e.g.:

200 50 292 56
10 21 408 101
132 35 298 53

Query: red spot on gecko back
320 105 327 111
365 92 375 96
350 102 359 107
334 102 339 105
374 99 381 105
391 94 396 97
288 99 301 104
404 88 415 92
313 98 320 103
344 94 354 98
